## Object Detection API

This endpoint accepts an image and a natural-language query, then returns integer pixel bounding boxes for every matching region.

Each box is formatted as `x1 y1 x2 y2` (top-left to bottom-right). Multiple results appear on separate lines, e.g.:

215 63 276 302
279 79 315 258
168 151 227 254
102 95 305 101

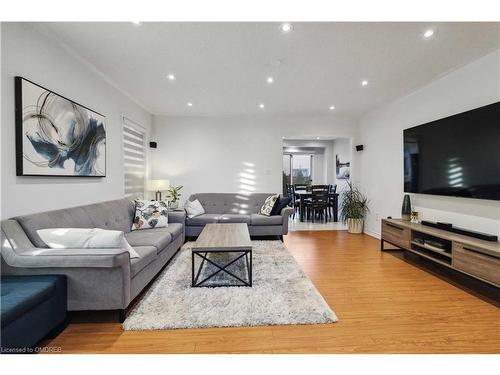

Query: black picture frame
15 76 106 177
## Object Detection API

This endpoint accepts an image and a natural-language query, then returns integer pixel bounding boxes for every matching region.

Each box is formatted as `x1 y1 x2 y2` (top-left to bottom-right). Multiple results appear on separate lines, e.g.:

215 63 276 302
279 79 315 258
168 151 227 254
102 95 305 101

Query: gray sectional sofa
1 198 186 320
0 193 291 320
185 193 293 238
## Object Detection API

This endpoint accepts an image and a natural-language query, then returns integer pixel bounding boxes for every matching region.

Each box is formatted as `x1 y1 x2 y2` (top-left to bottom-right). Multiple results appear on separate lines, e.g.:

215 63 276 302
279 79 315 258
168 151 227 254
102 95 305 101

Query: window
292 154 313 185
123 117 146 198
282 153 314 193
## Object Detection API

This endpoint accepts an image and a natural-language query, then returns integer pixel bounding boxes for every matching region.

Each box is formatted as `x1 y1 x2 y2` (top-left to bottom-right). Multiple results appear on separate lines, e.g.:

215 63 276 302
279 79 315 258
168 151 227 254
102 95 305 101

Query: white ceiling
40 22 500 118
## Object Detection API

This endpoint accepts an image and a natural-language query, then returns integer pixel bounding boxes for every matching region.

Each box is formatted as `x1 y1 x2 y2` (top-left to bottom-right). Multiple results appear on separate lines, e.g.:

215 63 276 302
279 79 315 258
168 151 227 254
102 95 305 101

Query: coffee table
191 223 252 287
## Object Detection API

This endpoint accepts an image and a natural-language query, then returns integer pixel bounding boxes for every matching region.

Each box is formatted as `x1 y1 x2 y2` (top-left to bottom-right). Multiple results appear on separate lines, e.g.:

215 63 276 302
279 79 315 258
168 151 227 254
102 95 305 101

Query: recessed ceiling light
259 104 265 109
267 77 274 84
361 80 368 87
329 105 335 110
280 23 293 33
187 102 193 107
131 21 142 26
167 74 176 81
424 29 434 38
316 137 320 140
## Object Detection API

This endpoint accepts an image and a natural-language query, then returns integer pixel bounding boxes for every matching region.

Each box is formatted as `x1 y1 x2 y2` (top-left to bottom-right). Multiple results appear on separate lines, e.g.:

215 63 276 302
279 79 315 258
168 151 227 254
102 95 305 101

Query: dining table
294 190 339 222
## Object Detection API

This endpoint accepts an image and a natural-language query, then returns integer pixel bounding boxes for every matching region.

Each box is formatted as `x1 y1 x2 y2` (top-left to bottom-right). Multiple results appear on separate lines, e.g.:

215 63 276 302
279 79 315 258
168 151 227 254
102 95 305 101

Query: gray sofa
185 193 293 238
1 198 186 319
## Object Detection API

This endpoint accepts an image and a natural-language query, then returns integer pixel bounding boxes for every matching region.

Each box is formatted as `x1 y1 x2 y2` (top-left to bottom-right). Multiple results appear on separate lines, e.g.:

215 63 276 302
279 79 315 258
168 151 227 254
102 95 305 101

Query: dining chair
294 184 308 191
286 184 298 219
328 184 337 220
304 185 330 222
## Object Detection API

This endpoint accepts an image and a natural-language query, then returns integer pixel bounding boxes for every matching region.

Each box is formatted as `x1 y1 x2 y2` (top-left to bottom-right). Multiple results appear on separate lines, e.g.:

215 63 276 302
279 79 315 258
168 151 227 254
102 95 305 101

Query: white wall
151 115 357 204
1 23 153 218
356 49 500 238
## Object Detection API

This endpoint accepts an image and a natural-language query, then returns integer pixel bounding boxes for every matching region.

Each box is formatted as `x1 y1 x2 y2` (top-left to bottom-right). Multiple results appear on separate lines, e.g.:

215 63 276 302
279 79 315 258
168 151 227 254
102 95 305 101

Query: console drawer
381 220 410 249
453 242 500 286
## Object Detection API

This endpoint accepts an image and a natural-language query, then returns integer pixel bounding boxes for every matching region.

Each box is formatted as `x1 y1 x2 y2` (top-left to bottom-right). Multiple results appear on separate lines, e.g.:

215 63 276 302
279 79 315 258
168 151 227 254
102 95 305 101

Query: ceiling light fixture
259 104 265 109
267 77 274 84
424 29 434 38
361 80 368 87
280 23 293 33
131 21 142 26
316 137 320 140
167 74 176 81
329 105 335 110
187 102 193 107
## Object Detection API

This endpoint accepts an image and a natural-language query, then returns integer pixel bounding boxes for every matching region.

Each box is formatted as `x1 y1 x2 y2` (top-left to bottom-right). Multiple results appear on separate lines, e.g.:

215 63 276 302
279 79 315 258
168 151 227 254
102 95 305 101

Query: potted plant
165 185 183 210
339 181 369 234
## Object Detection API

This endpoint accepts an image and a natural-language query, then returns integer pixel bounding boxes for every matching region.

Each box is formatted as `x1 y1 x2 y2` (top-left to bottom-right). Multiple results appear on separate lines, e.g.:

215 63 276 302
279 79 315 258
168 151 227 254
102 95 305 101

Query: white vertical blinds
123 118 146 198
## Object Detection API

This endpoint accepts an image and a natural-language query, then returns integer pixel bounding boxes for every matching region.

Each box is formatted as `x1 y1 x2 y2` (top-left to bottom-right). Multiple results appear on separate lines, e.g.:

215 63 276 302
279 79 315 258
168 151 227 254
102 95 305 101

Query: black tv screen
404 101 500 201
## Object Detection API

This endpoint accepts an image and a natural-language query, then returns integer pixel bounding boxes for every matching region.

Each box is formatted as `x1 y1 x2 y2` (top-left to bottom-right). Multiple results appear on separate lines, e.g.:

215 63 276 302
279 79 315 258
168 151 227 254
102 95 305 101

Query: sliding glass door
282 154 313 193
292 155 313 185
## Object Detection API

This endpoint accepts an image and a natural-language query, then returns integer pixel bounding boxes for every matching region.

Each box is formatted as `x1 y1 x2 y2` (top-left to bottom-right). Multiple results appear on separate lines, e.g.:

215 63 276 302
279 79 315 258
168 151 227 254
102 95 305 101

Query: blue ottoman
1 275 67 351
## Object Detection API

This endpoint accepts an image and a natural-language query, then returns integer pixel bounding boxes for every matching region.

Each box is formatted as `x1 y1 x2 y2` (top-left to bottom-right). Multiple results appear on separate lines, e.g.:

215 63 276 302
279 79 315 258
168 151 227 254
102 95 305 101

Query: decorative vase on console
401 194 411 221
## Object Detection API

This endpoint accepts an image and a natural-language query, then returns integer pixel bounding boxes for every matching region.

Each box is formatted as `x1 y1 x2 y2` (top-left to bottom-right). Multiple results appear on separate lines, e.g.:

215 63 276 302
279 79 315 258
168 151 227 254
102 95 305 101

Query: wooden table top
192 223 252 252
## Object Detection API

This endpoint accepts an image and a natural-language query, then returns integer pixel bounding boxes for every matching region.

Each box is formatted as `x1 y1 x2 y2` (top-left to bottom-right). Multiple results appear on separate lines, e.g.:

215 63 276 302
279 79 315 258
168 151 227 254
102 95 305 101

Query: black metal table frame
191 249 252 287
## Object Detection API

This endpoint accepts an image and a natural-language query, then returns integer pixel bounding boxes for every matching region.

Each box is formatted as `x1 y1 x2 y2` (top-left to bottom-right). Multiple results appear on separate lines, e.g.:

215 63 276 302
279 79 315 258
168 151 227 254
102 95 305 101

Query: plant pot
169 201 179 210
347 218 364 234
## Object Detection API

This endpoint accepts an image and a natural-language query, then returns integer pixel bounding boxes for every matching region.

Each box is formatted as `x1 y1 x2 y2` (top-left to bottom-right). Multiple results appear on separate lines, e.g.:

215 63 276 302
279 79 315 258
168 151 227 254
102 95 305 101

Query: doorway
282 138 350 231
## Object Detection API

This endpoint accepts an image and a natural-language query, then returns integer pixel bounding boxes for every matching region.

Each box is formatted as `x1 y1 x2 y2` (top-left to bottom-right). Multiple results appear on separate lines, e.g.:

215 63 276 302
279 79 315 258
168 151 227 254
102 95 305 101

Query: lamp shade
147 179 170 191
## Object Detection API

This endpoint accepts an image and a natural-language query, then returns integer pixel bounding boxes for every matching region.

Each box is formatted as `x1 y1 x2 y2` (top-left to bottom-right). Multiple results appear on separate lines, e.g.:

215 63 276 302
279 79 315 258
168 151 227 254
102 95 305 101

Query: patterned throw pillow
132 200 169 231
259 194 279 216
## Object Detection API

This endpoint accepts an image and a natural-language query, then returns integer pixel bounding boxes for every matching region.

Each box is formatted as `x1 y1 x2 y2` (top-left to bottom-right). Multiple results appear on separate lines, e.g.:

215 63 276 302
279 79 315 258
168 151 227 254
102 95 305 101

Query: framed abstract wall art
15 77 106 177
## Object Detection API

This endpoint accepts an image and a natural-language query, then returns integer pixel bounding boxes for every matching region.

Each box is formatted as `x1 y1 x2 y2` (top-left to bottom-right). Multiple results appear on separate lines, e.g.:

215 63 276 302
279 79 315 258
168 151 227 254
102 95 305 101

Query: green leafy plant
339 181 369 223
165 185 183 203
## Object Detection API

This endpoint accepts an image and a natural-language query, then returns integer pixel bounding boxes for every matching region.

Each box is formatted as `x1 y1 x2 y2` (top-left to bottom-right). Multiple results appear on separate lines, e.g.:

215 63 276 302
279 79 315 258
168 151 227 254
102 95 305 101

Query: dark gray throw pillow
270 195 292 216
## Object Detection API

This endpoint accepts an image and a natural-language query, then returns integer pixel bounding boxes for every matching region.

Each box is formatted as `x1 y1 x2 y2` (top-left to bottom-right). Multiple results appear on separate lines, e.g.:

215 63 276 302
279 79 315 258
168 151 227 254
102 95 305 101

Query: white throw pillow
260 194 279 216
185 199 205 218
37 228 140 259
132 199 169 231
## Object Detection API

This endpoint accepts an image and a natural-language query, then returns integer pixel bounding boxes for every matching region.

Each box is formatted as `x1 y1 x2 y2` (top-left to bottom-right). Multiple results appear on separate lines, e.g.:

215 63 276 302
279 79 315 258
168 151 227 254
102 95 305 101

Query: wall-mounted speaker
149 141 157 149
356 144 364 151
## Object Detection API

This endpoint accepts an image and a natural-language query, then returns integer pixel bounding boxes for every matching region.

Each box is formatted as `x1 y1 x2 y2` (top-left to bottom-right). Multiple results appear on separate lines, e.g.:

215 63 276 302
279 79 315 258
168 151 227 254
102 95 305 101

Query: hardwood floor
43 231 500 354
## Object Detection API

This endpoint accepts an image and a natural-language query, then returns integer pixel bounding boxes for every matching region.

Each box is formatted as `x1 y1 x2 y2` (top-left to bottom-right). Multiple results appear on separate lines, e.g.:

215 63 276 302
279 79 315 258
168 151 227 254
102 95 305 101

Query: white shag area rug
122 240 337 330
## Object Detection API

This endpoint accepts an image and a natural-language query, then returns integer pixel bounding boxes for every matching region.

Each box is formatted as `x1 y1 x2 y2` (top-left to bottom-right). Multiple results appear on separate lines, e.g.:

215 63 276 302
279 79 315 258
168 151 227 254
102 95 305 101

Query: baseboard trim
364 229 381 239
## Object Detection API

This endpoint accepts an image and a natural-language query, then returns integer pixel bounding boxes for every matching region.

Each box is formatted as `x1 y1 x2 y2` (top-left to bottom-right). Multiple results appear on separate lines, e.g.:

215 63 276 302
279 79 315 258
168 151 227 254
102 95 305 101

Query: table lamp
147 179 170 201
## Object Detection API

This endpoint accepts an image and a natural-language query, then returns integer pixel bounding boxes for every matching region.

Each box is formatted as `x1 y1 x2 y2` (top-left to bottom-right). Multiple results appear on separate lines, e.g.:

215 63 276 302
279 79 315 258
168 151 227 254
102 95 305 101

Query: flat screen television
404 101 500 201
